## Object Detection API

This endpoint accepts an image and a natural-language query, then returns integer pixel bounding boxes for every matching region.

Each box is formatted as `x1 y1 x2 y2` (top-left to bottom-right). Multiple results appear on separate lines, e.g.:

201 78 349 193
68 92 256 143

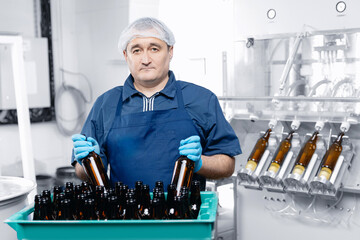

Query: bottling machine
217 0 360 239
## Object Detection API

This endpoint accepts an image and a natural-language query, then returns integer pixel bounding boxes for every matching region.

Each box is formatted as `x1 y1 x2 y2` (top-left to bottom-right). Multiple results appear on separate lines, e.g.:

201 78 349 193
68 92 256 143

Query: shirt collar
122 70 177 101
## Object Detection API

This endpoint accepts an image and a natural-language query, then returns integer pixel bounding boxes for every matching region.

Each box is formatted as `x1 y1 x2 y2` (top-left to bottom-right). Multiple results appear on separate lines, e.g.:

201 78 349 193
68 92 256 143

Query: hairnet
118 17 175 51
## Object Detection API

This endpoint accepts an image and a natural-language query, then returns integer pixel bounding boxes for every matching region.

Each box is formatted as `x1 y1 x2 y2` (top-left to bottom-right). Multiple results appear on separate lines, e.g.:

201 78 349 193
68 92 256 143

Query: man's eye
132 49 140 54
151 48 159 52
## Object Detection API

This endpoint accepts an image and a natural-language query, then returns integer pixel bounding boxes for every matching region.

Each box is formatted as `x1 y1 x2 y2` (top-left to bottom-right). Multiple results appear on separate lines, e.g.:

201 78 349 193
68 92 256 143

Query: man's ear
169 46 173 59
123 50 128 61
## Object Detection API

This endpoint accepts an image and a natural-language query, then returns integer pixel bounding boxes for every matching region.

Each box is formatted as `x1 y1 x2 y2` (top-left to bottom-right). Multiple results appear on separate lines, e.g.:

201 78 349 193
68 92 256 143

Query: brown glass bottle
42 190 51 200
53 186 61 205
94 185 104 216
167 196 176 220
41 191 53 219
74 185 82 196
190 181 202 219
98 192 109 220
317 132 345 180
139 185 151 220
39 198 52 220
81 151 110 189
151 198 166 220
291 131 319 176
54 193 65 220
76 194 86 220
114 181 123 197
245 129 272 172
108 196 120 220
124 198 141 220
59 199 74 220
171 156 195 195
167 184 177 215
268 131 294 174
155 181 164 192
65 182 74 191
153 191 167 217
168 196 184 219
135 181 143 210
81 181 91 193
180 187 191 219
33 195 41 220
84 199 97 220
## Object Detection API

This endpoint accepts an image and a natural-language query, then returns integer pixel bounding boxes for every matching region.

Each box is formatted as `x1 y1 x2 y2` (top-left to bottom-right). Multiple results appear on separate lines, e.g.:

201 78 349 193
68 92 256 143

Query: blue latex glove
179 135 203 173
72 134 100 164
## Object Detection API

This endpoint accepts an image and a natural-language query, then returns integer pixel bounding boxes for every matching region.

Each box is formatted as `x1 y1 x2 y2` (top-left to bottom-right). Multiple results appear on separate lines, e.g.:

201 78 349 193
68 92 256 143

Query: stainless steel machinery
218 0 360 239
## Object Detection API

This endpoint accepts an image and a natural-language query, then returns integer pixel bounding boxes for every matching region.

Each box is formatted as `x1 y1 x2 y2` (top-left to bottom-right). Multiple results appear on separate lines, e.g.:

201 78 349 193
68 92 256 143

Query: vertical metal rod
33 0 42 37
233 176 237 240
278 33 304 93
4 35 36 202
222 51 228 97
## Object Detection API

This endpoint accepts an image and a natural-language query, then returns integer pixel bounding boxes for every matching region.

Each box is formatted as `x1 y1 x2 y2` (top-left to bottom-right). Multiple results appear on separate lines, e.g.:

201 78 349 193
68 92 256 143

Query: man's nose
141 51 151 64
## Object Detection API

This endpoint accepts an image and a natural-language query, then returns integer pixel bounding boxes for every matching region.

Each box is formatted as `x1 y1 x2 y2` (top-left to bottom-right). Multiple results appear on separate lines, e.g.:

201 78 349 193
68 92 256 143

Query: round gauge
336 1 346 13
267 9 276 20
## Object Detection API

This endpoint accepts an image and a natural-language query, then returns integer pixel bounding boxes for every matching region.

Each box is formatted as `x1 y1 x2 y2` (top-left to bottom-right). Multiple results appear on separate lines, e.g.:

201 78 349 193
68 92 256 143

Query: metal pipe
278 33 305 93
218 96 360 102
0 35 36 202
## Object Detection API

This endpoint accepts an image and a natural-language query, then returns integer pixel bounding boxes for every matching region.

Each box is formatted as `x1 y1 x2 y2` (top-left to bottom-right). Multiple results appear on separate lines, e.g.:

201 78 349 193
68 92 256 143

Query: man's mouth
140 67 154 71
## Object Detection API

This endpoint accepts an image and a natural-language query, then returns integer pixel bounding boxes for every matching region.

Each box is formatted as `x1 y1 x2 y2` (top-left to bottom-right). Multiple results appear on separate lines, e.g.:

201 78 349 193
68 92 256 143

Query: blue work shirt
72 71 242 169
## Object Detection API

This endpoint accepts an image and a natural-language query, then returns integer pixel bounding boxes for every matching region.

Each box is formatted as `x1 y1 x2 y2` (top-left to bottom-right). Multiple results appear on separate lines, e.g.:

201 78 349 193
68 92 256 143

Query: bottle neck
285 131 295 141
335 132 345 144
263 128 272 140
310 131 319 141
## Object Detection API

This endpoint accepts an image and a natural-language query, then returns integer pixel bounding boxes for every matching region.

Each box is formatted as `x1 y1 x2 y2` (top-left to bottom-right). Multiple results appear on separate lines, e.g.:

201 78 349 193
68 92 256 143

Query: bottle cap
315 121 325 131
291 120 301 130
268 119 278 129
340 121 350 133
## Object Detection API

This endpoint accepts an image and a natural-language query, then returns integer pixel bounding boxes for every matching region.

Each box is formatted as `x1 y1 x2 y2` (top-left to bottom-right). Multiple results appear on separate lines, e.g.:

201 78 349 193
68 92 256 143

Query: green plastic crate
5 191 217 240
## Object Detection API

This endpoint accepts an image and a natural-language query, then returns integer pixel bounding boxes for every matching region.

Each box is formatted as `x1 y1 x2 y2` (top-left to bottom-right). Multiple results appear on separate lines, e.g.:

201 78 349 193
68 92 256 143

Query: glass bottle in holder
291 131 319 177
81 151 110 189
268 131 294 175
171 156 195 195
317 132 344 181
244 128 272 172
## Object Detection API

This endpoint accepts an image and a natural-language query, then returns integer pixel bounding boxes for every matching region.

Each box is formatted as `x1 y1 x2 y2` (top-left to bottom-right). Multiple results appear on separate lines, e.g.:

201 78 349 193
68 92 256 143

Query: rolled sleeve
181 81 241 158
203 94 242 157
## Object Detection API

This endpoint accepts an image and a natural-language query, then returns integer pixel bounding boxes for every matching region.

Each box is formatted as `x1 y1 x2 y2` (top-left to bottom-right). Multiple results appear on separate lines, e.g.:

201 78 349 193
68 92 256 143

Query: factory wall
0 0 133 177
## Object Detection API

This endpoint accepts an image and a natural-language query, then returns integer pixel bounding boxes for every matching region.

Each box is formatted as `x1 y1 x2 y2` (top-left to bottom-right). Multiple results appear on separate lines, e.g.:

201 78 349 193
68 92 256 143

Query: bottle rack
237 131 355 200
237 132 278 190
259 132 301 193
309 135 354 200
283 134 327 196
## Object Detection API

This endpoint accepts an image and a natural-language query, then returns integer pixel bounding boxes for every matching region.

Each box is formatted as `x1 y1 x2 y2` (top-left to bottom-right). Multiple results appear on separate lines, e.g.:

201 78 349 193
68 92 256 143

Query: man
71 17 241 190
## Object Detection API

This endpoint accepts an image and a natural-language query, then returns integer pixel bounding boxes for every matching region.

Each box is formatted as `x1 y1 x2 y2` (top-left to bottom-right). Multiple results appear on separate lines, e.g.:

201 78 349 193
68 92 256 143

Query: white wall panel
235 0 360 39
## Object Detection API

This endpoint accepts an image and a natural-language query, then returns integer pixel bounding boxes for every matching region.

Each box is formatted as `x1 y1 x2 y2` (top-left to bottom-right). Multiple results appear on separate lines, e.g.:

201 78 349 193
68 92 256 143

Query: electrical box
0 37 50 109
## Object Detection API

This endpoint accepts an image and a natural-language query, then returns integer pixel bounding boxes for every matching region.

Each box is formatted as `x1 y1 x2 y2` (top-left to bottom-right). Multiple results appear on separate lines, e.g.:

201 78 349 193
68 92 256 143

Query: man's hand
179 135 202 172
72 134 100 164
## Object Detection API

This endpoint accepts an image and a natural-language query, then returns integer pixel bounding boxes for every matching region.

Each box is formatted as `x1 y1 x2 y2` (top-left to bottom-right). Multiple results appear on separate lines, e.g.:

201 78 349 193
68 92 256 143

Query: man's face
124 37 173 86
